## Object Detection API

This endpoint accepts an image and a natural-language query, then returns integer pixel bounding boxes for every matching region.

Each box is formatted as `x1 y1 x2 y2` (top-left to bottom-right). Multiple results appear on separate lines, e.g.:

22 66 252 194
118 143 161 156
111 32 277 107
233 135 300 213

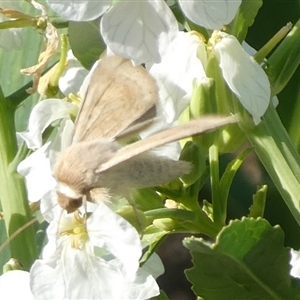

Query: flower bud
179 141 206 187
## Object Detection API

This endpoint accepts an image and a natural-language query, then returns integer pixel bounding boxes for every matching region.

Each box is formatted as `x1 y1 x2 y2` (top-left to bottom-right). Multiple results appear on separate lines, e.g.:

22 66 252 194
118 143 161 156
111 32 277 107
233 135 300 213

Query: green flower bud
179 141 206 187
3 258 23 273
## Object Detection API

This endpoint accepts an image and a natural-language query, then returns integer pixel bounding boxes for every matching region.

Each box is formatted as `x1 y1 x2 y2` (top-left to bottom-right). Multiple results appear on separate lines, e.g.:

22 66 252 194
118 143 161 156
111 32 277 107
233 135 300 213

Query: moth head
56 183 84 213
56 191 83 213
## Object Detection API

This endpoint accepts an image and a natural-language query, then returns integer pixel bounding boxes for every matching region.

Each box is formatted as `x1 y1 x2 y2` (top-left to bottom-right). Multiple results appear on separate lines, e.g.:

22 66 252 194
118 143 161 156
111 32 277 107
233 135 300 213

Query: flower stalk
0 86 37 270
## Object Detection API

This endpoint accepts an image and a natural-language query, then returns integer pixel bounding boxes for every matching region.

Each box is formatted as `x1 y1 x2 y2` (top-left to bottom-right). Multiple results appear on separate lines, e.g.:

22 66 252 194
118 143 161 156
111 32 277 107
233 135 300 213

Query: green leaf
225 0 263 42
249 185 267 218
184 218 300 300
218 147 253 223
69 19 106 69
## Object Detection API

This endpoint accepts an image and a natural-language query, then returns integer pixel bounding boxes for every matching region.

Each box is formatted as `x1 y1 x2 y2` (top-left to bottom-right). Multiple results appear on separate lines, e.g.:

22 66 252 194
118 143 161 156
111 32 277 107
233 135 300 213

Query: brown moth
54 55 236 213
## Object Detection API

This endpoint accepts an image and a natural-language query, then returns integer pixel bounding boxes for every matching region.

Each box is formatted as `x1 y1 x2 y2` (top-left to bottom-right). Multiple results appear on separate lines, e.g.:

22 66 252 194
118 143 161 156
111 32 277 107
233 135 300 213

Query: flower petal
290 249 300 278
59 51 89 96
17 142 57 202
46 0 111 21
0 270 33 300
123 268 160 299
212 33 270 124
88 203 142 273
17 99 77 149
178 0 241 29
149 32 206 123
101 0 178 64
142 253 165 279
31 241 125 300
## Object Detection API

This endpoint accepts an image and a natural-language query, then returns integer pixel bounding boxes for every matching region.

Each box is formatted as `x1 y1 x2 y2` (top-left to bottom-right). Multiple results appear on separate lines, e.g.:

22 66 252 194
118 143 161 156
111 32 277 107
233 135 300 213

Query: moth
54 55 236 213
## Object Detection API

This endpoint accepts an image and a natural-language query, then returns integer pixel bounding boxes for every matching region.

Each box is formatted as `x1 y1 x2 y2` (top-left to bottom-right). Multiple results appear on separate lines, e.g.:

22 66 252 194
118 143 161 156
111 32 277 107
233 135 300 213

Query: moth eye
57 191 83 213
67 198 83 213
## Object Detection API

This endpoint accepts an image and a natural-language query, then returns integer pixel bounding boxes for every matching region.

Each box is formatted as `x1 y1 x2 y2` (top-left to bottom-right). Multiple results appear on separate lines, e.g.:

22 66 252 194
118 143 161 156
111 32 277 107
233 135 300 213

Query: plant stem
0 86 37 270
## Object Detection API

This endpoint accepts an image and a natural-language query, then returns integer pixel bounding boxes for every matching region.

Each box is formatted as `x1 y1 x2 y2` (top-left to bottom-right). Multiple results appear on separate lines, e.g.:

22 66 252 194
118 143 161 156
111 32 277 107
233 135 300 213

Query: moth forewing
96 115 237 173
71 55 158 144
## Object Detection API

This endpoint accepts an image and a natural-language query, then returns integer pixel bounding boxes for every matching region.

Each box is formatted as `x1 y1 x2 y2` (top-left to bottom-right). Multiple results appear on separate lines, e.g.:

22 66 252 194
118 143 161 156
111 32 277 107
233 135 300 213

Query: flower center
60 211 89 250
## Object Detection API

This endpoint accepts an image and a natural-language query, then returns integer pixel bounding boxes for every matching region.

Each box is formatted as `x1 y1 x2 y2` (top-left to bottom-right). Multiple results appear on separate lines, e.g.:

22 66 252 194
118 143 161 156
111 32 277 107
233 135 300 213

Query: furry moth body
54 55 236 213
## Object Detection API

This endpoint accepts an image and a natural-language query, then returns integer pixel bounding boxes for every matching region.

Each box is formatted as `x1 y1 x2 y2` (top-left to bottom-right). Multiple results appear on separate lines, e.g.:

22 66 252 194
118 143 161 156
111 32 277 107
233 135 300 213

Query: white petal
212 33 270 124
17 99 78 149
290 249 300 278
40 189 63 223
30 252 68 299
88 203 142 273
46 0 111 21
272 96 279 107
101 0 179 65
59 51 89 96
178 0 241 29
17 142 56 202
142 253 165 279
149 32 206 123
242 41 257 56
123 268 160 299
0 270 33 300
31 242 125 300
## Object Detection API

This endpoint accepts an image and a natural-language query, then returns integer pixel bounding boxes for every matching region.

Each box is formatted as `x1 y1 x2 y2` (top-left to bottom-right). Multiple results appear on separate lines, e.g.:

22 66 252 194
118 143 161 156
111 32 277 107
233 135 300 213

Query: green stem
264 105 300 182
0 86 37 270
49 34 68 88
266 18 300 95
240 105 300 226
209 145 223 225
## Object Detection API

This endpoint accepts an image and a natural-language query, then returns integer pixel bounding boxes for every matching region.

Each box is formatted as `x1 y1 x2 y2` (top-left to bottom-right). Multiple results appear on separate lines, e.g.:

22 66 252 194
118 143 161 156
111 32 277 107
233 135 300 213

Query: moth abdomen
100 152 191 193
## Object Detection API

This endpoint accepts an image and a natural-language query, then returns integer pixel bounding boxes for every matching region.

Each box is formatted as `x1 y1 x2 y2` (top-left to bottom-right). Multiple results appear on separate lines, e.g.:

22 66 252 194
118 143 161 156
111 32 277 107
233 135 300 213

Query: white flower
211 32 271 124
0 270 33 300
30 203 160 300
178 0 242 30
149 32 207 124
47 0 178 65
101 0 179 65
17 142 57 202
59 51 89 96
